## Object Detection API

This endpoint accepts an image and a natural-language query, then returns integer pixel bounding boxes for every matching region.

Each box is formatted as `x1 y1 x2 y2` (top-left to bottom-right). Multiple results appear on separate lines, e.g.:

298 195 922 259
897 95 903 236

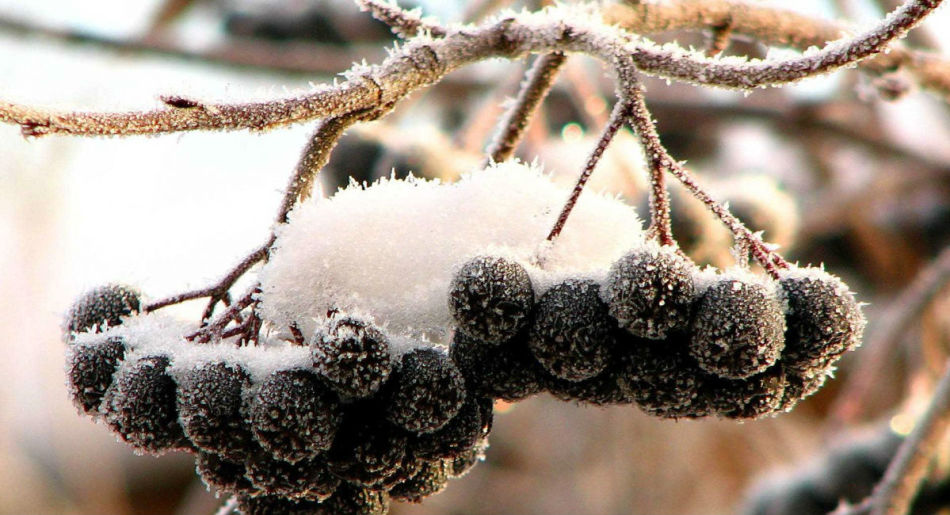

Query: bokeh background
2 0 950 513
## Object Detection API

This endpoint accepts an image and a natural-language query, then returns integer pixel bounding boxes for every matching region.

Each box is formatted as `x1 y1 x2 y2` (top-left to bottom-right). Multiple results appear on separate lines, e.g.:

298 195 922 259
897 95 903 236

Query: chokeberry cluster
447 247 865 420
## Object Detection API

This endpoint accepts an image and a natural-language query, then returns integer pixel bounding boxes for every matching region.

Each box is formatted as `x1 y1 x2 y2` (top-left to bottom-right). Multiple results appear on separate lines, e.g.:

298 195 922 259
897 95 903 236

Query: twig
625 85 674 247
706 21 734 57
546 98 632 242
831 247 950 426
354 0 447 38
0 0 941 138
484 52 568 166
868 358 950 515
187 284 260 343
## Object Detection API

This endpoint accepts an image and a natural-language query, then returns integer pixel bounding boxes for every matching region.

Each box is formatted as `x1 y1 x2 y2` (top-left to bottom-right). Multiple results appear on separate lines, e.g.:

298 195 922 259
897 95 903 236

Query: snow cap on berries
65 284 141 337
690 270 786 379
384 347 467 434
603 243 697 340
449 255 535 344
312 314 393 399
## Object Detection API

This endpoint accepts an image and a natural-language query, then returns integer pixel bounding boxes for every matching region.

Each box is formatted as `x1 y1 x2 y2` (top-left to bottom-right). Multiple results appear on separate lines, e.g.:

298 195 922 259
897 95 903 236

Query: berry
447 438 488 478
64 284 141 336
177 362 254 460
235 495 324 515
312 315 393 399
702 366 786 420
450 330 545 401
780 268 864 373
544 366 633 406
388 459 449 503
603 246 696 339
620 335 709 418
195 452 255 495
409 395 493 460
690 276 786 379
528 279 617 382
246 451 340 500
250 369 342 463
102 355 188 454
448 256 534 343
327 413 408 488
779 366 831 412
320 483 390 515
67 336 126 415
384 348 466 434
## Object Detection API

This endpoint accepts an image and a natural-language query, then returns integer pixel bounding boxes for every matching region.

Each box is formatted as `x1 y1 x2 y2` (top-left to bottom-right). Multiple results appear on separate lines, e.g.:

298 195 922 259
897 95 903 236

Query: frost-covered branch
0 0 941 137
354 0 446 38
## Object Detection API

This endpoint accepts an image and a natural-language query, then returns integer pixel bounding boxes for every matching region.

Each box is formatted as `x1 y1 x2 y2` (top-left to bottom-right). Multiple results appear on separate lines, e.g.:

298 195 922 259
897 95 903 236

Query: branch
484 51 567 166
0 0 941 137
354 0 447 38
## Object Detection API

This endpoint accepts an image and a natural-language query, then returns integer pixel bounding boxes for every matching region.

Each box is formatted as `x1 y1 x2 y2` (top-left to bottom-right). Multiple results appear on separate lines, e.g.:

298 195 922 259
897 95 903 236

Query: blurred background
2 0 950 513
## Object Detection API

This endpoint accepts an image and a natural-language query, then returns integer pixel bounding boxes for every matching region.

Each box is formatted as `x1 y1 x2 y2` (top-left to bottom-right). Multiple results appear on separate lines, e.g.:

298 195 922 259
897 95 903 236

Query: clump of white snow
258 161 647 342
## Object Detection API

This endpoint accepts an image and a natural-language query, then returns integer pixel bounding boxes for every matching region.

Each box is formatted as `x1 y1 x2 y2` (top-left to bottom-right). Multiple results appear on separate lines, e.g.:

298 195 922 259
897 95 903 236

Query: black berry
65 284 141 336
448 256 534 343
67 336 126 415
195 452 255 495
177 362 254 460
409 394 492 460
246 451 340 500
385 348 466 434
620 335 709 418
702 366 786 420
312 315 393 399
327 413 408 488
388 459 449 503
450 330 545 401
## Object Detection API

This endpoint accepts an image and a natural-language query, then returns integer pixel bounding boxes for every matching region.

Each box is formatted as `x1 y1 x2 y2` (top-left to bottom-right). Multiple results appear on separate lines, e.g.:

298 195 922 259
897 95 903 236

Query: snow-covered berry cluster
447 244 865 420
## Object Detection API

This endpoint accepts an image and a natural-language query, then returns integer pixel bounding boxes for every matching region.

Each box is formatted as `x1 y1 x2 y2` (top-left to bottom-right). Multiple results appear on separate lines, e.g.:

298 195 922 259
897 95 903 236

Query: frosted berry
320 484 390 515
780 268 864 373
702 366 786 420
450 330 545 401
603 246 696 339
544 366 633 406
65 284 141 335
177 362 254 460
67 336 126 414
447 438 488 478
690 277 786 379
780 366 830 411
388 459 449 503
312 315 393 399
327 413 408 488
246 451 340 500
103 355 188 454
250 369 342 463
448 256 534 343
195 452 254 495
235 495 324 515
529 279 616 382
385 348 466 434
621 335 709 418
409 395 492 460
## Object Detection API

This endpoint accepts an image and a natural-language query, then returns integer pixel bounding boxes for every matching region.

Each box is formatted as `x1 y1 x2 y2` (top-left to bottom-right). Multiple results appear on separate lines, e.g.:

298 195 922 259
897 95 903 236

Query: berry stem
483 52 568 167
546 97 632 243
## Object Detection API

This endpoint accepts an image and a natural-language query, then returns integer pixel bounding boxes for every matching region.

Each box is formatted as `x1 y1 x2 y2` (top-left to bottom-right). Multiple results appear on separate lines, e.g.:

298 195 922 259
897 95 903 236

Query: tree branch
354 0 447 38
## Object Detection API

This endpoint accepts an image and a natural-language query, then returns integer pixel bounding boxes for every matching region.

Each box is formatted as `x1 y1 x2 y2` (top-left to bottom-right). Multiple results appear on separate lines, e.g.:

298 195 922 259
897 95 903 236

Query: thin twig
625 85 674 247
187 284 260 342
706 21 734 57
484 52 567 166
546 98 632 242
831 247 950 426
868 358 950 515
354 0 447 38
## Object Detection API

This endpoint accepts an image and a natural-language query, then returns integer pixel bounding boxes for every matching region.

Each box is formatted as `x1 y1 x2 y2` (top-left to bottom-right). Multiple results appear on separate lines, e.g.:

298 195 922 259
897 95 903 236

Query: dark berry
690 277 786 379
780 268 864 373
544 366 633 406
320 483 390 515
620 335 709 418
195 452 255 495
246 451 340 500
409 395 492 460
447 438 488 478
177 362 254 460
67 336 126 415
450 330 545 401
529 279 617 382
448 256 534 343
779 366 831 412
385 348 466 434
312 315 393 399
102 355 188 454
250 369 342 463
64 284 141 336
327 414 408 488
235 495 325 515
603 246 696 339
701 366 786 420
388 459 449 503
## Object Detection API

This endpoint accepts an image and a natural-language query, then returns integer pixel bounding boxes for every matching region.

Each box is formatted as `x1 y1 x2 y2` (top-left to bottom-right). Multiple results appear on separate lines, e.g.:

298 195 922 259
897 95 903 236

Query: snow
258 161 647 343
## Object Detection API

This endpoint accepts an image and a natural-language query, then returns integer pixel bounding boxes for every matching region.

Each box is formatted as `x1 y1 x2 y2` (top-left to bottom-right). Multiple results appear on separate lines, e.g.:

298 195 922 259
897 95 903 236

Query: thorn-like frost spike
384 348 467 434
690 277 786 379
312 315 393 399
67 336 126 414
448 256 535 344
103 355 188 454
249 369 342 463
529 279 617 382
603 246 696 340
620 335 709 418
388 459 450 503
195 452 255 495
327 412 408 488
702 366 786 420
246 451 340 500
409 395 493 460
177 362 254 460
450 330 545 401
779 267 865 373
64 284 141 336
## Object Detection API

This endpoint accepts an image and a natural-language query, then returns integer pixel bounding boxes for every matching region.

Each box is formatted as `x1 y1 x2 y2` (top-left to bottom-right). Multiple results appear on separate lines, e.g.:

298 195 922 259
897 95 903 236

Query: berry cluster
64 287 492 515
448 249 865 420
